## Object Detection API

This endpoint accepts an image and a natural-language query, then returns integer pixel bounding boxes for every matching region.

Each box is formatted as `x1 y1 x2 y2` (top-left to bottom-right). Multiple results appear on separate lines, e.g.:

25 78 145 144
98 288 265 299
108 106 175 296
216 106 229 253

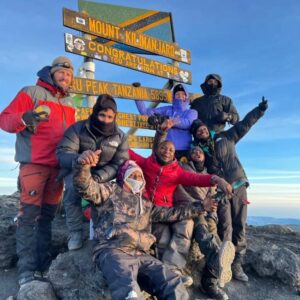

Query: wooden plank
128 135 153 149
70 77 173 102
65 33 192 84
63 8 191 64
76 107 153 130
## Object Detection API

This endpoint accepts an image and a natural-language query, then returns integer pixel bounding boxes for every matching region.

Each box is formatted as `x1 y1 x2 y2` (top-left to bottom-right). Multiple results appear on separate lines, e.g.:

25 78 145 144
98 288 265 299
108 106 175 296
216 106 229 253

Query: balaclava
200 74 222 96
90 94 117 137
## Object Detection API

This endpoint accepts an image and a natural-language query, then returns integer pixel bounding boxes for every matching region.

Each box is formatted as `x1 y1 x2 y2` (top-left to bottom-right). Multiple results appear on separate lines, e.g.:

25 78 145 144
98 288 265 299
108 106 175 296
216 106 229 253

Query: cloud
0 148 16 164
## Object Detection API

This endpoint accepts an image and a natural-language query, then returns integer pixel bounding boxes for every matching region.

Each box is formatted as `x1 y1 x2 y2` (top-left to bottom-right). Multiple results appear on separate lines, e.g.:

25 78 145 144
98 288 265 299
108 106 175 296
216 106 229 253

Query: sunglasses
53 62 72 69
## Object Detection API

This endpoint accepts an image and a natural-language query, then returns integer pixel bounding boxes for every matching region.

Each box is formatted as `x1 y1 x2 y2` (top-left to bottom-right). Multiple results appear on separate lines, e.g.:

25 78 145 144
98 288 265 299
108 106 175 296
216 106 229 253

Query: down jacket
0 66 75 167
56 119 128 182
73 163 206 257
192 105 265 185
129 130 213 207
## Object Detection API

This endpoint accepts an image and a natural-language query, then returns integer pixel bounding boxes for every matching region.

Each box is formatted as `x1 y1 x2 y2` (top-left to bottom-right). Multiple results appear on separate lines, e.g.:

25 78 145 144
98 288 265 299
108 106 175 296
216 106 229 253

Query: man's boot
201 268 229 300
68 230 83 250
218 241 235 287
232 256 248 282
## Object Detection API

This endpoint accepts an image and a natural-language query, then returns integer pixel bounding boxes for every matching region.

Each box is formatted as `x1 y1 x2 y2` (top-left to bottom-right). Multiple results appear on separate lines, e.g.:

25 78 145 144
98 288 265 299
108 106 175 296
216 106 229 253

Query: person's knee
17 204 40 225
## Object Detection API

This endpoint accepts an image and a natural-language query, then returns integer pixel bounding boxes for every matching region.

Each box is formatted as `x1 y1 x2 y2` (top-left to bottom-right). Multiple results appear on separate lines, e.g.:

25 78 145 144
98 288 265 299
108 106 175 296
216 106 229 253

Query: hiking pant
16 164 63 278
217 185 247 256
152 219 194 271
193 212 221 278
96 248 189 300
63 172 83 233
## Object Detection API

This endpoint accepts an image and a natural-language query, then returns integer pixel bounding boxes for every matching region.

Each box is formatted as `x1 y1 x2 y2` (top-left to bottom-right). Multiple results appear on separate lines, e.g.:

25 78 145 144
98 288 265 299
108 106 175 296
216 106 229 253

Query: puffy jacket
73 164 206 257
192 106 265 185
0 66 75 167
191 74 239 133
173 161 210 206
56 118 129 182
129 131 213 207
135 84 197 150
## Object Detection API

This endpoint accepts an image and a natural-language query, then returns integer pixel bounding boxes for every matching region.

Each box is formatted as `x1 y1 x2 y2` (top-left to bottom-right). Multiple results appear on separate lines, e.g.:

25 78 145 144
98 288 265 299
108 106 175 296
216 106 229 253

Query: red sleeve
0 91 33 133
129 148 146 167
177 168 213 187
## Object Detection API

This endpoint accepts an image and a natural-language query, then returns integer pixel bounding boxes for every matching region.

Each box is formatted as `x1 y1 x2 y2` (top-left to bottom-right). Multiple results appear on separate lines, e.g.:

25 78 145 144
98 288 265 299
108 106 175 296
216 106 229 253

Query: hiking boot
68 231 83 250
219 240 235 287
232 262 249 282
201 276 229 300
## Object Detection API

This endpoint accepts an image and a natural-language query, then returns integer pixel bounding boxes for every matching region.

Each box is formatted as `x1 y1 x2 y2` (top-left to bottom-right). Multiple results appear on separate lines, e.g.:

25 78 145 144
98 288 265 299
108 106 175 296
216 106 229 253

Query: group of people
0 55 268 300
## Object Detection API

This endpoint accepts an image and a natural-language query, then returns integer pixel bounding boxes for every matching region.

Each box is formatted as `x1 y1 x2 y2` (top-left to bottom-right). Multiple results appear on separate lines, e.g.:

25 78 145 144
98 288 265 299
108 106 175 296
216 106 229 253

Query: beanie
92 94 117 115
190 119 207 136
50 56 74 75
173 84 187 96
116 160 144 186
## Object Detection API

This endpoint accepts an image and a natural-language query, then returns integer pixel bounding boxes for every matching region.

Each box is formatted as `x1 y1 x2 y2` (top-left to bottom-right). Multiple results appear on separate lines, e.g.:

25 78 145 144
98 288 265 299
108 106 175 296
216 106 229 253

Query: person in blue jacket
135 83 197 160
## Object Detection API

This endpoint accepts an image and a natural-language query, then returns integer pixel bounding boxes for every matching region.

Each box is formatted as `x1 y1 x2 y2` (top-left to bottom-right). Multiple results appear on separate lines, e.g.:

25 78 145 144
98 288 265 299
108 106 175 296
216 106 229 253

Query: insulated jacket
73 163 206 257
56 119 129 182
173 161 210 206
0 66 75 167
192 106 265 185
129 130 213 207
191 75 239 133
135 85 197 150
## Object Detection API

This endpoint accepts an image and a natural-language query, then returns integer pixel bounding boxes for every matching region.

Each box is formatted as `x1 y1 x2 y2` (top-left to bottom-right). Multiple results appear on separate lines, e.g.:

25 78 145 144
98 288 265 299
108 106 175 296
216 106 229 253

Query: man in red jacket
0 56 76 286
129 120 233 286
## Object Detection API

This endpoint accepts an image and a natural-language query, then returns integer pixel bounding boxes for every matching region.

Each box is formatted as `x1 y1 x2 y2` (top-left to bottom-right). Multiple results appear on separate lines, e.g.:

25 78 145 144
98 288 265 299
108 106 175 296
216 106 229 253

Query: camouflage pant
217 185 247 256
96 248 189 300
152 219 194 271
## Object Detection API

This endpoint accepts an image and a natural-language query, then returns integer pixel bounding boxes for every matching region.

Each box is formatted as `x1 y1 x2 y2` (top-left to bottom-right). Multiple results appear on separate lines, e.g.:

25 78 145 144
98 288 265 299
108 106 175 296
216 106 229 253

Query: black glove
22 110 48 133
218 112 233 122
258 96 268 112
132 82 141 87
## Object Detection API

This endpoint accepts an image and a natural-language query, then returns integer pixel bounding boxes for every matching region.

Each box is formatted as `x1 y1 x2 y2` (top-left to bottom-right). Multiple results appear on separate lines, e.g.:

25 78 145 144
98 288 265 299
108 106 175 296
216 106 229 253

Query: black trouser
63 173 83 233
96 248 189 300
217 185 247 256
16 203 57 277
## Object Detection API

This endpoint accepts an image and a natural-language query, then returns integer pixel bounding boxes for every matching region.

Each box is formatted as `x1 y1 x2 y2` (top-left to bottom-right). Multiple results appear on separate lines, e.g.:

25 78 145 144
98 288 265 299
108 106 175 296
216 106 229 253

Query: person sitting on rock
173 146 235 300
135 83 197 160
129 119 233 287
190 97 269 283
72 158 219 300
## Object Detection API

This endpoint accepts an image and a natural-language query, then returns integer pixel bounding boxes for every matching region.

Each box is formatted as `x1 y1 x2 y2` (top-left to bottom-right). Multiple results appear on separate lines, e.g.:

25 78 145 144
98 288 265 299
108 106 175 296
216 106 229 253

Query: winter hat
203 73 222 87
92 94 117 115
50 56 74 75
117 160 145 188
173 84 187 95
189 146 204 156
190 119 207 136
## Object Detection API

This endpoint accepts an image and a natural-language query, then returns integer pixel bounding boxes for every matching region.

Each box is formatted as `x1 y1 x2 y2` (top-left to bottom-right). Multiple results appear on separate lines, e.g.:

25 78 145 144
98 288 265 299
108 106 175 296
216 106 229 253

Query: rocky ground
1 192 300 300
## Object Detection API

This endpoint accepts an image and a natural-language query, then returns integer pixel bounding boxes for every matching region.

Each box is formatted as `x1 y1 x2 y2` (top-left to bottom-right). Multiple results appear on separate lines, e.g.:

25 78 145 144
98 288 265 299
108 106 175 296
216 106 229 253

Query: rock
17 280 57 300
249 243 300 288
48 241 106 300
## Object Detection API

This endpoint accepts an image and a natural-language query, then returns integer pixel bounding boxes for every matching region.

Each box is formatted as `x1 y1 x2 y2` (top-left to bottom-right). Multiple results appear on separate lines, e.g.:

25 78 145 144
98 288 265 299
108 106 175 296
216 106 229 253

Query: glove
218 112 233 123
210 175 233 198
22 110 49 133
258 96 268 112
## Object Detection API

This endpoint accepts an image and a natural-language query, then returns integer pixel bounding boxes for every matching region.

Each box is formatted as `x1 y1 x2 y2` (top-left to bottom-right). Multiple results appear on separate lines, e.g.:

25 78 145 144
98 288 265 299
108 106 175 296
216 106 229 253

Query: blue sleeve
173 109 198 130
135 100 170 116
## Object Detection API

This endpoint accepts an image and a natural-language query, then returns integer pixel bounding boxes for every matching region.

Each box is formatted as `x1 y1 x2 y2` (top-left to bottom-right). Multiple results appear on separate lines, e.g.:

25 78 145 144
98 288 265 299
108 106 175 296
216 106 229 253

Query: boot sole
219 241 235 287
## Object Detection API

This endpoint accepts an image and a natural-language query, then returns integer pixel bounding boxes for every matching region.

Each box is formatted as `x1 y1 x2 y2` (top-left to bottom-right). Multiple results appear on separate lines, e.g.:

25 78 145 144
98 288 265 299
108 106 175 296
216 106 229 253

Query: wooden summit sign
128 135 154 149
71 77 173 102
63 8 191 64
76 107 152 130
65 33 192 84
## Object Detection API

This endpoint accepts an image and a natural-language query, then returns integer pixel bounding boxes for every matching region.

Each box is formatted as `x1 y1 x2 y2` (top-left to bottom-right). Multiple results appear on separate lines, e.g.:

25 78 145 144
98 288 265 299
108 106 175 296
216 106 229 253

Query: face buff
125 178 144 194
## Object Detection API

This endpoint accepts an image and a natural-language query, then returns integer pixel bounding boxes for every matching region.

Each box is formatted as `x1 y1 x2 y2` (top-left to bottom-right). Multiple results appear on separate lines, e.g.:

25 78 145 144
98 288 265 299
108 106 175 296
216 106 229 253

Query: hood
200 73 222 95
172 84 190 112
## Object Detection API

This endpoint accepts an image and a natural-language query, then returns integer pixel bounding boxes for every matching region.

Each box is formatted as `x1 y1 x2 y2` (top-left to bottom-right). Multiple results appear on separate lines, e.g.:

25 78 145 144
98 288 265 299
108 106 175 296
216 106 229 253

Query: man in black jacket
190 97 268 283
56 94 129 250
191 74 239 133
